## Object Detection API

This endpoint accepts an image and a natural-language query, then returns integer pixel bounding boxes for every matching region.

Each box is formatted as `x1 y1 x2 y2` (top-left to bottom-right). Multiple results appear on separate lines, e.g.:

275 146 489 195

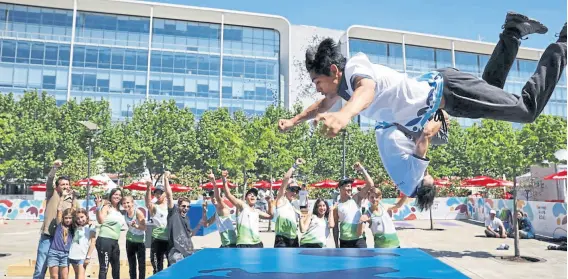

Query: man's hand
359 214 370 224
295 158 305 166
83 259 90 269
53 160 62 168
164 171 171 179
221 170 229 178
94 195 103 207
314 112 350 138
207 170 215 180
353 162 364 172
278 119 295 132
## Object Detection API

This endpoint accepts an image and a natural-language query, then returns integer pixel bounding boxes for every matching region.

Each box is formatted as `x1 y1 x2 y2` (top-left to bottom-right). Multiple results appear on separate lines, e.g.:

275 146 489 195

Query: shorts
300 243 323 248
68 258 85 265
274 235 299 248
220 244 237 248
236 242 264 248
47 249 69 267
339 238 367 248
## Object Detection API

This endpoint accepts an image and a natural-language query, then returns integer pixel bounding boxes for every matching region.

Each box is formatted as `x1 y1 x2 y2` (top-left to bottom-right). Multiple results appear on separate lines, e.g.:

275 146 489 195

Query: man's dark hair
305 38 346 76
312 198 330 219
178 197 190 205
415 180 436 212
56 176 70 187
338 178 354 188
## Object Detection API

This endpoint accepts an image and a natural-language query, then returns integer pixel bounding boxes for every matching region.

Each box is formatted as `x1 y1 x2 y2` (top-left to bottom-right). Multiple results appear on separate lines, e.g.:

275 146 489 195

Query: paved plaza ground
0 219 565 279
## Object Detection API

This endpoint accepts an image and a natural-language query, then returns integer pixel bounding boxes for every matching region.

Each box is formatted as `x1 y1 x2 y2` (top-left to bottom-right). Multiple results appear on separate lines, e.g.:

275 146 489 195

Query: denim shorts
47 249 69 267
68 258 84 265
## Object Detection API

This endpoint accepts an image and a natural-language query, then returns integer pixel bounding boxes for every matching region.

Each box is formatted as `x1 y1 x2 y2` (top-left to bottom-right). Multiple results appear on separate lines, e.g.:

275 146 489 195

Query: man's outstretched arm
279 95 340 132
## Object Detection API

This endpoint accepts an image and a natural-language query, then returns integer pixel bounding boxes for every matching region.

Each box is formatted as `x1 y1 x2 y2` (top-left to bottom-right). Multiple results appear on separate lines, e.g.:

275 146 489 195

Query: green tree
130 100 199 178
518 115 567 164
2 91 59 181
56 98 112 180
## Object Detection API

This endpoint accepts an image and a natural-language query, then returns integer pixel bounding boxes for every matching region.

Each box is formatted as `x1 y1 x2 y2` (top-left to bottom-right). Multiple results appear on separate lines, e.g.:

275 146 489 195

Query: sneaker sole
506 12 548 34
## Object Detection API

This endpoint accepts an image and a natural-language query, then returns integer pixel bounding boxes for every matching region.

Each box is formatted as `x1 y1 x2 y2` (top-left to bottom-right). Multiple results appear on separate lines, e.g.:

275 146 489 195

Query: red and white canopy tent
30 183 46 192
200 179 237 190
310 179 338 189
544 170 567 180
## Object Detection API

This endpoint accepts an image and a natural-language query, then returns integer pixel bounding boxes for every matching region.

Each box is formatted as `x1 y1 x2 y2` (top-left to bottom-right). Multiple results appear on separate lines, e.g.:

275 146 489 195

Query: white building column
451 41 456 68
145 6 154 101
66 0 78 102
219 14 225 107
401 34 407 73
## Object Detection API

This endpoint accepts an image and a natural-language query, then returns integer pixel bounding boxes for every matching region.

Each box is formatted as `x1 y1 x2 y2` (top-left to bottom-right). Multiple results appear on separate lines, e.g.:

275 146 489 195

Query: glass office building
0 0 290 120
346 29 567 129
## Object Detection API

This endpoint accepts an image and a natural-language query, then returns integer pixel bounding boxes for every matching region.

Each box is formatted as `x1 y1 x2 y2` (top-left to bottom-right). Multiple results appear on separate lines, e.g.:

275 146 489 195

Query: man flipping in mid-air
279 12 566 211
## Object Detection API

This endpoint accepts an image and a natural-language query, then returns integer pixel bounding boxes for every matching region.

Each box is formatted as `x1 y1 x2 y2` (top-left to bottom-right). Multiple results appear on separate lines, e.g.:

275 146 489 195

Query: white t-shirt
375 126 429 197
68 224 96 260
485 217 504 231
340 53 443 132
299 190 309 207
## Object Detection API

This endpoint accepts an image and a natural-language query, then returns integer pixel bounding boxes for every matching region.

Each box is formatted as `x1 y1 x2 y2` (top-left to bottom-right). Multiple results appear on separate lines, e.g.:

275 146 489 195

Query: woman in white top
68 208 96 279
299 198 335 248
202 170 237 248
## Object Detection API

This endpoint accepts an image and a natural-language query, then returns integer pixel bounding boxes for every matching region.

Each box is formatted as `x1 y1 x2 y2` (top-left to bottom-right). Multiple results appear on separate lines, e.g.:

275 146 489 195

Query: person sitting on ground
485 210 506 238
507 211 535 239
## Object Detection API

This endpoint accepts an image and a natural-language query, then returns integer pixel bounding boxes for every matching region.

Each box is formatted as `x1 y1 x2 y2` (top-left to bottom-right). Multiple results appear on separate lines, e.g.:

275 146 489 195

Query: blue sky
157 0 566 49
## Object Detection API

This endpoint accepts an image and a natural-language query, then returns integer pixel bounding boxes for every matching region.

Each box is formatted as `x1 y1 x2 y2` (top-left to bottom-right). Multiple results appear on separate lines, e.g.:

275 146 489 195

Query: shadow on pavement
421 248 495 259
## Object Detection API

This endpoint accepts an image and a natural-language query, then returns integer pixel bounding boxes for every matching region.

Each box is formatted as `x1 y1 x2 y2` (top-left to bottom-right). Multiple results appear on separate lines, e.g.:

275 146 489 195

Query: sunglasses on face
179 205 189 208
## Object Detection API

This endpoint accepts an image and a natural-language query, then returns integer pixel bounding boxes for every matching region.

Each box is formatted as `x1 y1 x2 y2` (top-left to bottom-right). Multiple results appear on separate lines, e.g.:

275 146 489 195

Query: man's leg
150 239 160 274
485 229 498 237
441 20 566 123
32 234 51 279
333 225 340 248
482 12 548 88
518 230 529 239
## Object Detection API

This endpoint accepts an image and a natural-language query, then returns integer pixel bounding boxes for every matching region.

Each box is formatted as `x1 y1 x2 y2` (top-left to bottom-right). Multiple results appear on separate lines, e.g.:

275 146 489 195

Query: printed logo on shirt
376 71 444 132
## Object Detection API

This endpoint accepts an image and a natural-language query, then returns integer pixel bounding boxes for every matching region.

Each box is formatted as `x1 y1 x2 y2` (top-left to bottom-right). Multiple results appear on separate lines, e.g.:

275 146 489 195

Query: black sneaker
556 23 567 42
502 11 548 38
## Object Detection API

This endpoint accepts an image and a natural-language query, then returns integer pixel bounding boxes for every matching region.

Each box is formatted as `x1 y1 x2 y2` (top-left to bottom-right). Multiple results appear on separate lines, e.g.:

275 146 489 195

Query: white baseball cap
490 209 496 214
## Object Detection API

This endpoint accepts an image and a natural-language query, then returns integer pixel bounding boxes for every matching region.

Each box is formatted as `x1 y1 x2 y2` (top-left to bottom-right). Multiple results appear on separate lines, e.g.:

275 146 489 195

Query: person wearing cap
274 158 305 248
202 170 238 248
145 176 170 273
334 162 374 248
220 170 274 248
485 210 506 238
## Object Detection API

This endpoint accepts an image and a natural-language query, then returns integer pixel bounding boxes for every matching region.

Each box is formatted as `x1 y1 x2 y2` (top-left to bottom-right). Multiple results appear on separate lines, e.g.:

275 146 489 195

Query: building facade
0 0 291 119
340 25 567 129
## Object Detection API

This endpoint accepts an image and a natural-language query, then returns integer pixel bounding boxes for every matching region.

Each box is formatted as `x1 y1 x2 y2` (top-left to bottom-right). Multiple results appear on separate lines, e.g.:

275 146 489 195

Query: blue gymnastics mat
149 248 469 279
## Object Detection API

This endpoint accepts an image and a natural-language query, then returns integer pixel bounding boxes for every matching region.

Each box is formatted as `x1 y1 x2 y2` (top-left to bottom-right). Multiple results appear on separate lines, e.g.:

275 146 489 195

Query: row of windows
0 40 280 80
0 4 73 28
0 64 68 91
0 40 70 66
73 46 148 71
350 39 403 71
0 3 280 53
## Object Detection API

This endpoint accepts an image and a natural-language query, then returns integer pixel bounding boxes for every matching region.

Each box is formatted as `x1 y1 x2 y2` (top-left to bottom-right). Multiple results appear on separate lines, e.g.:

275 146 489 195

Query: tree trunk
430 207 434 230
513 175 520 258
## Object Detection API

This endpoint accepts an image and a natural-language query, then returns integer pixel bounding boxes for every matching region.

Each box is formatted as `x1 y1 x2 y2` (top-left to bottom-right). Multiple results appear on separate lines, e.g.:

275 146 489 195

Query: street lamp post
78 121 100 211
